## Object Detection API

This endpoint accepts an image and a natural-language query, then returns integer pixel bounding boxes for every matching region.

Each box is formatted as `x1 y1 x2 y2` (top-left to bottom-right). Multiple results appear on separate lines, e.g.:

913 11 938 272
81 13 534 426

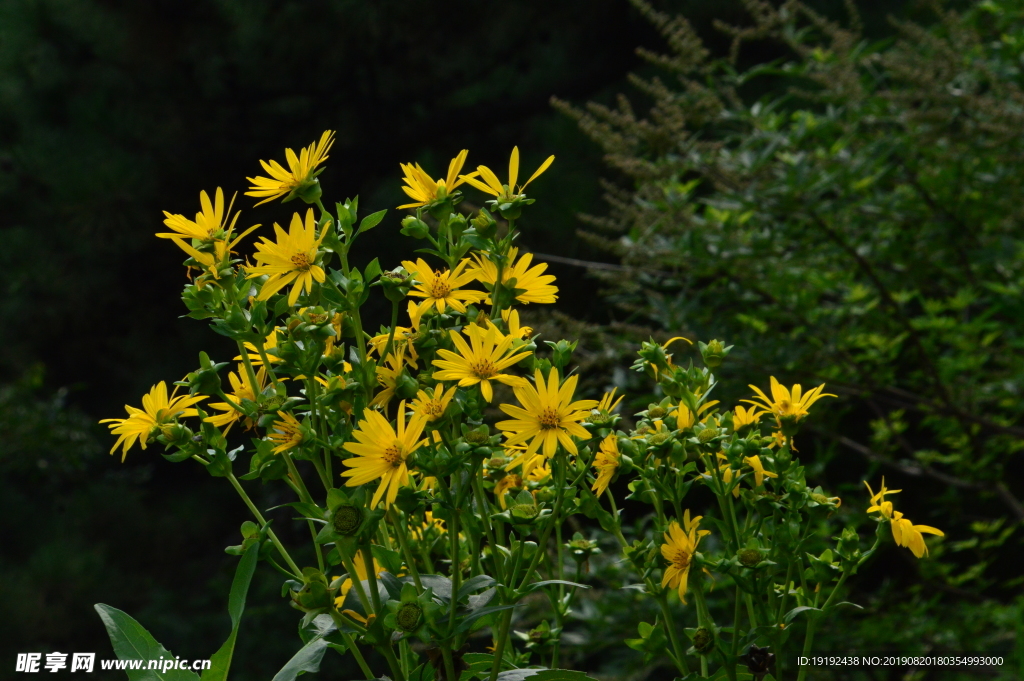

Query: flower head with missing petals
864 478 943 558
469 248 558 305
459 147 554 202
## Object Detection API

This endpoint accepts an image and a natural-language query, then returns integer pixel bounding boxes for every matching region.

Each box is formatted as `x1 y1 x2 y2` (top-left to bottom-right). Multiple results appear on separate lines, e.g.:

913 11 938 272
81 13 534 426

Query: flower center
429 275 452 299
291 253 313 271
671 549 691 570
470 359 497 379
423 400 445 418
383 441 404 467
537 407 561 430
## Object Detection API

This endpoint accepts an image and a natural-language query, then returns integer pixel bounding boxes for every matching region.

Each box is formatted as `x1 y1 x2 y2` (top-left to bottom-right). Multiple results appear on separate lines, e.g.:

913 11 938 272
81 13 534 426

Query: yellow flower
720 464 740 498
864 479 942 558
497 368 599 458
205 364 269 433
864 477 902 519
501 308 533 339
502 443 546 478
673 400 719 429
409 511 446 541
742 377 836 426
246 131 334 206
158 189 259 283
398 150 470 209
868 477 901 516
469 248 558 305
733 405 766 431
267 412 304 454
100 382 205 461
432 324 531 402
591 434 620 497
743 455 778 489
246 209 327 307
890 510 944 558
369 302 423 369
333 549 384 608
370 350 407 410
159 188 243 242
494 473 524 509
596 388 625 415
341 401 429 508
526 462 551 482
459 146 555 200
403 258 487 316
660 510 710 603
411 384 456 422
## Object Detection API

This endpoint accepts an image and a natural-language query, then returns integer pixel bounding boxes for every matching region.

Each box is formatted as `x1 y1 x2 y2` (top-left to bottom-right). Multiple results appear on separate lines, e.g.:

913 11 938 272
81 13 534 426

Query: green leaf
783 605 822 623
357 209 387 234
521 579 590 594
270 637 330 681
457 574 497 601
94 604 201 681
202 544 259 681
364 258 382 283
455 604 520 633
496 669 595 681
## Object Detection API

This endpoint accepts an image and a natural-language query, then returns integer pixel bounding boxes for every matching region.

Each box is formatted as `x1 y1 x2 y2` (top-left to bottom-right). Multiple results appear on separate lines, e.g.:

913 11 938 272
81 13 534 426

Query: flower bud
698 339 732 368
332 505 363 536
400 216 431 239
472 208 498 239
738 548 761 567
379 267 414 302
395 602 423 632
693 627 715 654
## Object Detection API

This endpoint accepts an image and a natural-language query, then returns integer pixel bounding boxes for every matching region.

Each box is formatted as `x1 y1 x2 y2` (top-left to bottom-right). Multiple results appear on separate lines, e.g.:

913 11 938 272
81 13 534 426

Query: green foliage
558 0 1024 674
95 604 201 681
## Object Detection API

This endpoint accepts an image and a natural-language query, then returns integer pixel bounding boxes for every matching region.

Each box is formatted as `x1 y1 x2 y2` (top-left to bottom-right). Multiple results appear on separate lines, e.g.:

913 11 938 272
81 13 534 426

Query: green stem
488 608 514 681
380 641 406 681
328 610 374 680
360 541 383 615
225 472 301 577
340 552 373 614
441 646 457 681
471 466 503 582
281 450 316 505
388 508 423 590
380 299 401 367
657 595 691 676
306 378 334 490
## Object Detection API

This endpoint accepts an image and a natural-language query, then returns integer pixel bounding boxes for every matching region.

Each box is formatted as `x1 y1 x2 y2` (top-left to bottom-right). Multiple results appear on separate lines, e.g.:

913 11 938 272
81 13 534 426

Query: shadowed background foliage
3 1 1020 680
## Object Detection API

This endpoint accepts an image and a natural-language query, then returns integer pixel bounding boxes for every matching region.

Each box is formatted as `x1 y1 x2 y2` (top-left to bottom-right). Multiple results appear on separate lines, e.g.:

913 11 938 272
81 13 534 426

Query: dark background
0 0 919 678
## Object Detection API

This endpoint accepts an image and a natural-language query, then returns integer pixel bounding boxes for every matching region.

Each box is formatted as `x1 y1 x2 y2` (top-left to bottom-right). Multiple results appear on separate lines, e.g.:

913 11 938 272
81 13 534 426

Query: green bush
556 0 1024 675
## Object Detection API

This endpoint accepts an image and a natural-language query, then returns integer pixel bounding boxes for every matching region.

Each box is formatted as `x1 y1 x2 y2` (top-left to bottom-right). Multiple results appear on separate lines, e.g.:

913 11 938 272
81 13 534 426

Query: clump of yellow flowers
99 133 944 681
